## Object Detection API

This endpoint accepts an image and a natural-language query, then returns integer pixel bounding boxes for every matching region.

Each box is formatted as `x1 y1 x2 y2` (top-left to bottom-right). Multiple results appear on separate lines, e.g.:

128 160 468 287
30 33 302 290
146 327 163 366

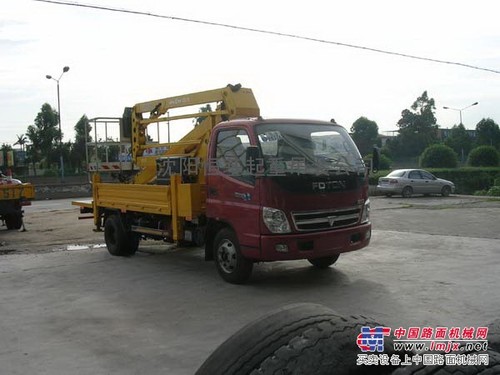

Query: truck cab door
206 128 261 259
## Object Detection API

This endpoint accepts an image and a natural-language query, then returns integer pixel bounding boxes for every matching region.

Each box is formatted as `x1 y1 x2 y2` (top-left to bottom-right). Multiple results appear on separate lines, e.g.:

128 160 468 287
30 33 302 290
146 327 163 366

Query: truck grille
292 206 361 232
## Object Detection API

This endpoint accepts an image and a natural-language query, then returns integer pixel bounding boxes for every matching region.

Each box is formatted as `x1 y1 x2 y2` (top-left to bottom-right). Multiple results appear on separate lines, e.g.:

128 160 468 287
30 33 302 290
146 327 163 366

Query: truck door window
215 129 254 183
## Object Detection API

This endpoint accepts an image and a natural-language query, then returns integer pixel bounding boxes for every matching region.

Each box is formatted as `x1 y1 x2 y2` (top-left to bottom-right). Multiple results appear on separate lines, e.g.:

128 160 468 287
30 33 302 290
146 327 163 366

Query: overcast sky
1 0 499 146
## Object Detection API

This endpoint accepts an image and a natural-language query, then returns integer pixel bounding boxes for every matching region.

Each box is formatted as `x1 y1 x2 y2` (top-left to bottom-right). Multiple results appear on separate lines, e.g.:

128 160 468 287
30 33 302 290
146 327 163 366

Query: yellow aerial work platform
73 84 259 242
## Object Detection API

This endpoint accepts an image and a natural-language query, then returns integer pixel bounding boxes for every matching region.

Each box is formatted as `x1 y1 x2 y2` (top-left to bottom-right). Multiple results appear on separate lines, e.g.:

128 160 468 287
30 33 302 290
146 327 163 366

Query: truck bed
71 199 93 210
0 183 35 202
73 182 204 219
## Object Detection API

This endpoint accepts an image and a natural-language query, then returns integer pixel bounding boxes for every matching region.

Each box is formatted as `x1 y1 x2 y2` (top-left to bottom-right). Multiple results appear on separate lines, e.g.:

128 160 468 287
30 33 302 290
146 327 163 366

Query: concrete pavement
0 195 499 374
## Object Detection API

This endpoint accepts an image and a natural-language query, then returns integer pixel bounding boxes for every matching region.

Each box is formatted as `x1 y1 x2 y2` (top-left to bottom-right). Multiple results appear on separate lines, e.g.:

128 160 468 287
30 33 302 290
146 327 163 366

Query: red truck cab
205 118 371 283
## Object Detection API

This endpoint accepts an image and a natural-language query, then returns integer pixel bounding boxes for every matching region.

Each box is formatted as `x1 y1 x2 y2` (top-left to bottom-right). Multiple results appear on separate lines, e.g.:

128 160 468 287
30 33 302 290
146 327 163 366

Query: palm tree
14 134 27 152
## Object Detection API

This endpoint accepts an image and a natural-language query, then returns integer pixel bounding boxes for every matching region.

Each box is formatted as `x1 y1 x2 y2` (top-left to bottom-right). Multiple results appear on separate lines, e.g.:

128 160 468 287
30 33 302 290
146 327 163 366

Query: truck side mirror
246 146 261 175
372 147 380 173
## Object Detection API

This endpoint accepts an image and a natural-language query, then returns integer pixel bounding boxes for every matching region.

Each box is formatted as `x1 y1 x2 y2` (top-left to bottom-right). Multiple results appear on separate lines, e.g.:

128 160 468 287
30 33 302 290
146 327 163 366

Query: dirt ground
1 195 499 375
2 194 500 254
0 208 102 254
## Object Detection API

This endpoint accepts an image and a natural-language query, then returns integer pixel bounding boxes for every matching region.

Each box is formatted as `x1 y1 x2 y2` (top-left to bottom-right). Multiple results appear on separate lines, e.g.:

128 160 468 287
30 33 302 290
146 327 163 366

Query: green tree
350 117 379 156
395 91 438 157
444 124 473 163
62 141 73 172
1 143 13 151
25 103 60 170
195 104 213 126
475 118 500 149
70 115 92 172
420 144 458 168
468 145 499 167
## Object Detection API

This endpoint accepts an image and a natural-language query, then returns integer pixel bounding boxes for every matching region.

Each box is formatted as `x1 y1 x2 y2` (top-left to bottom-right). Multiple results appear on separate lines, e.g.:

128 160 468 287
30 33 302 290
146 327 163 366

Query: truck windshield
256 123 365 176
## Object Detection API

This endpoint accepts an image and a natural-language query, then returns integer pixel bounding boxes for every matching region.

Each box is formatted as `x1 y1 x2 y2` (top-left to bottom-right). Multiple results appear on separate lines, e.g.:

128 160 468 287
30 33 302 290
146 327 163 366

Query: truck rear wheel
308 254 340 269
214 228 253 284
104 214 139 257
5 211 23 230
196 303 397 375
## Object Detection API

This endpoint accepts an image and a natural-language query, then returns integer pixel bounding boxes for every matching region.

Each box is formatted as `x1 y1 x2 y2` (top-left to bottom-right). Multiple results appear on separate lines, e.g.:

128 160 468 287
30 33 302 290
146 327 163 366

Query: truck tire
104 214 139 257
390 350 500 374
196 303 397 375
5 211 23 230
308 254 340 269
487 318 500 352
213 228 253 284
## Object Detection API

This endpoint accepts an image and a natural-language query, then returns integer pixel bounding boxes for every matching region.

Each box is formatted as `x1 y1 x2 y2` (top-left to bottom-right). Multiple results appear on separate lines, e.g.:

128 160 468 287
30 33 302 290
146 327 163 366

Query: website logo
357 326 392 352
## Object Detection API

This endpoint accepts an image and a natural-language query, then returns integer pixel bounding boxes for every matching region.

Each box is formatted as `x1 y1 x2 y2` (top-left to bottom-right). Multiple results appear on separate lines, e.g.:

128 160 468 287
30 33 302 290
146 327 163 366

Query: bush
380 146 392 160
487 186 500 196
467 146 499 167
42 169 58 177
364 153 392 170
473 190 488 196
420 144 458 168
379 154 392 170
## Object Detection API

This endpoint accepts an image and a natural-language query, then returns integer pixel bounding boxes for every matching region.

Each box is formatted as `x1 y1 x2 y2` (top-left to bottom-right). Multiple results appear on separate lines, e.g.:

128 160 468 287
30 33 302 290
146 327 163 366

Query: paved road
1 195 499 374
26 197 88 213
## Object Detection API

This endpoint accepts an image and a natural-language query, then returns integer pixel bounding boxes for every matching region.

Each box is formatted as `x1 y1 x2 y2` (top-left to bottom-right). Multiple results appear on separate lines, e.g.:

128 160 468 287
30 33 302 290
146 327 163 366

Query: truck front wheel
308 255 340 269
214 228 253 284
104 214 139 257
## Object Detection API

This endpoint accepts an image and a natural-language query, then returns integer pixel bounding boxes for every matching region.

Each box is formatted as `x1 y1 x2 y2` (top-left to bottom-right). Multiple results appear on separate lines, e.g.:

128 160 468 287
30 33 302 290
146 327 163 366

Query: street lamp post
443 102 479 126
46 66 70 182
443 102 479 164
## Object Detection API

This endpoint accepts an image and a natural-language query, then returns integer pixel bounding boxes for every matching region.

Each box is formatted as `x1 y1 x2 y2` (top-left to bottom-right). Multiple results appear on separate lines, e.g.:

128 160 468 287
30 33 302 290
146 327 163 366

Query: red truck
74 85 377 283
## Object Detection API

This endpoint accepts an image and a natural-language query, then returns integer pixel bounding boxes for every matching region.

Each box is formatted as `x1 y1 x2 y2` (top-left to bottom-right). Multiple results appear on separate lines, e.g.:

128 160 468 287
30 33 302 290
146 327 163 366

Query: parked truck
0 172 34 230
74 84 377 283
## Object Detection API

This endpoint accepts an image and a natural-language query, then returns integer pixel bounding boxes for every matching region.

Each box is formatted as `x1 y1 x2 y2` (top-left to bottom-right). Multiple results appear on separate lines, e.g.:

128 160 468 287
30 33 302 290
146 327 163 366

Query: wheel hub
217 239 237 274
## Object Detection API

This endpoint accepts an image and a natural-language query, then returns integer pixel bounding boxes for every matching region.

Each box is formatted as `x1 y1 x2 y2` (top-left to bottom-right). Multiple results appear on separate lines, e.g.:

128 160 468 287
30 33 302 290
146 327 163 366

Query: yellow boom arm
128 84 260 184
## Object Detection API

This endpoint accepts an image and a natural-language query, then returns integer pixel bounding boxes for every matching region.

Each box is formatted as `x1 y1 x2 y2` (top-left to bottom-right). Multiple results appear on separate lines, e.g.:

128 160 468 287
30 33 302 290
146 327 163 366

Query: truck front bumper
252 222 371 261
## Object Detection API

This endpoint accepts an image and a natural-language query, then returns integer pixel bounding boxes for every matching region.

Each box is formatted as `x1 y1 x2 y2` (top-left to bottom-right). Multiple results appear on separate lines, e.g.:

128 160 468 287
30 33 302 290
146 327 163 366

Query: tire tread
196 304 395 375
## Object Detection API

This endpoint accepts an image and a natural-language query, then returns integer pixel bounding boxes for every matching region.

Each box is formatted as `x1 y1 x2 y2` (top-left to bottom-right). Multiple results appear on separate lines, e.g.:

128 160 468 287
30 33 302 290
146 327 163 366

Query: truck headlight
360 199 370 224
263 207 291 234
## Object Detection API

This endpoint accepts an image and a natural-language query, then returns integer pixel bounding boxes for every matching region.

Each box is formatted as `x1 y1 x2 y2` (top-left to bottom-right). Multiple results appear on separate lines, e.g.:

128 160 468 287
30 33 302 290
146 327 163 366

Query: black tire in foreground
390 350 500 374
213 227 253 284
487 318 500 352
104 214 139 256
196 303 398 375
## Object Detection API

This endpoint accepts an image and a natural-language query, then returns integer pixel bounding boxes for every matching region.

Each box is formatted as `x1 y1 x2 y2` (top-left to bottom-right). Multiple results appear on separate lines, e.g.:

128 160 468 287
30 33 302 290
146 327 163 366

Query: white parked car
377 169 455 198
